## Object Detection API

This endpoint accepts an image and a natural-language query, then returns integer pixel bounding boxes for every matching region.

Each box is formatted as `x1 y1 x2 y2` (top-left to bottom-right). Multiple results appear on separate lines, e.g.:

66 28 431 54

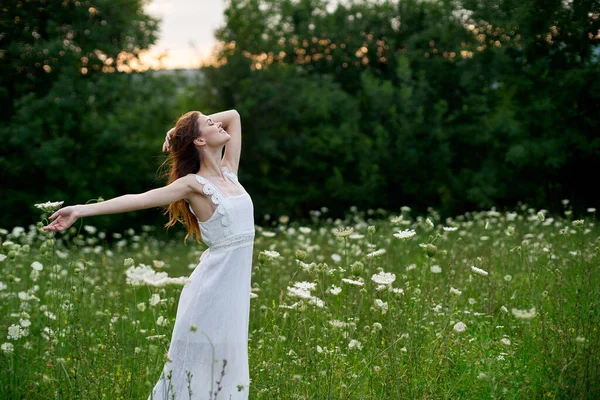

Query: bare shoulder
182 173 205 197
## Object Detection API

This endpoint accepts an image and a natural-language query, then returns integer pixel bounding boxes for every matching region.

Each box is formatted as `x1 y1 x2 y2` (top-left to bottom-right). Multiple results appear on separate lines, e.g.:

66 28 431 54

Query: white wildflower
308 296 324 308
511 307 536 319
83 225 97 235
261 231 276 237
371 272 396 285
7 324 24 340
393 229 416 239
329 285 342 295
500 338 511 346
426 218 434 228
1 342 14 354
341 277 364 286
449 287 462 296
149 294 161 307
443 226 458 231
146 335 166 341
293 281 316 291
348 339 362 350
430 265 442 274
123 258 135 267
287 286 312 300
34 201 64 212
366 249 387 258
471 266 489 276
31 261 43 271
329 320 348 328
537 211 545 221
375 299 388 314
261 250 280 259
125 264 190 287
332 227 354 237
453 321 467 333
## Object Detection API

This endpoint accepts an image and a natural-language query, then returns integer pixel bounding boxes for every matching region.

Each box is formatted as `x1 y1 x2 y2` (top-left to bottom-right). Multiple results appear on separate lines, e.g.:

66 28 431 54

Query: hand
162 128 175 152
43 205 81 232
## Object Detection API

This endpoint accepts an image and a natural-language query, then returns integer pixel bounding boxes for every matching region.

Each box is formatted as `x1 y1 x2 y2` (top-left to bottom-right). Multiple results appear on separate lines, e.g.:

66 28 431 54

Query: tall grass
0 202 598 399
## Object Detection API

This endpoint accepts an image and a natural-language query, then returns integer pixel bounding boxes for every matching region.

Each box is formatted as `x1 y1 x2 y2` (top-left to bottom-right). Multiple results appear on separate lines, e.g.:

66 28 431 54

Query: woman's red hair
160 111 203 245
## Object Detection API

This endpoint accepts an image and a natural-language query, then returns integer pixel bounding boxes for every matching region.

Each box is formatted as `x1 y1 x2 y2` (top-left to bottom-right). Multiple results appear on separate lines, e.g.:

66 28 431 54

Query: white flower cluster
471 266 489 276
261 250 281 260
375 299 388 314
125 264 190 287
34 201 64 212
366 249 387 258
348 339 362 350
371 271 396 285
393 229 416 239
450 287 462 296
332 227 354 237
7 323 29 340
341 277 365 286
511 307 536 319
329 285 342 295
453 321 467 333
286 281 324 308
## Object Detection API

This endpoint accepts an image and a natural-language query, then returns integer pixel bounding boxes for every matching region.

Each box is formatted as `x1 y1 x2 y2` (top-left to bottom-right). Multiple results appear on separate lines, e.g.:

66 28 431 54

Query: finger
49 211 59 220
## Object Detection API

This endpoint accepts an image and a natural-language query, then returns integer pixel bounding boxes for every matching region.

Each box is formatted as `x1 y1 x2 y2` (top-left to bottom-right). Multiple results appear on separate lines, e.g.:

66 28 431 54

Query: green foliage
0 1 186 231
1 0 600 231
205 0 600 220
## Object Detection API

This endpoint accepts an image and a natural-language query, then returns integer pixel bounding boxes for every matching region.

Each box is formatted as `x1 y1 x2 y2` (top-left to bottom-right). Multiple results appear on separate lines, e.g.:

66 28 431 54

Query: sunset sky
140 0 226 70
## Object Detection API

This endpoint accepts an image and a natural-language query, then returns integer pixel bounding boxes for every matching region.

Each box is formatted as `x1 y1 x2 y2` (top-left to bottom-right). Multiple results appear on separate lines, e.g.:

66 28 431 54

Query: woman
43 110 255 399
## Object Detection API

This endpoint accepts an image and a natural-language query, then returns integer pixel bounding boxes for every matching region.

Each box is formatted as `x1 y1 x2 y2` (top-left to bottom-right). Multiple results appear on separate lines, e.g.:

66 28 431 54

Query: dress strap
222 166 244 189
189 174 233 236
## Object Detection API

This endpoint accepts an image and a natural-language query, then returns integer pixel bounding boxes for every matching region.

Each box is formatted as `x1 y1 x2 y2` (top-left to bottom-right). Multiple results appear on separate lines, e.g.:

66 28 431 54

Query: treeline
1 0 599 233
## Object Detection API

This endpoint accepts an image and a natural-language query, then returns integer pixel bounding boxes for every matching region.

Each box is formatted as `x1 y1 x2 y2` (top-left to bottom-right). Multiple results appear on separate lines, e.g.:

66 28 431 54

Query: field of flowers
1 202 598 399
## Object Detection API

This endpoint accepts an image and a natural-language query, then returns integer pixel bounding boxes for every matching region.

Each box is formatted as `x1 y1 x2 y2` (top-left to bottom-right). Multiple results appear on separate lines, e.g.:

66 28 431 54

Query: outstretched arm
43 176 193 232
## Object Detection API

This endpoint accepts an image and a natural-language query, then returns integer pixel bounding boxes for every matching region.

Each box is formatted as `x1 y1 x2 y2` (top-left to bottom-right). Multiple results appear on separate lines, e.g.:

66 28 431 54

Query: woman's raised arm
43 176 194 232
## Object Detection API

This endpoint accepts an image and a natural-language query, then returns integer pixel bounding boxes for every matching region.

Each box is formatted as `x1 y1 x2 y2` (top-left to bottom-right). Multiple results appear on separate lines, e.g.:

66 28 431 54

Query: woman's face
196 114 230 147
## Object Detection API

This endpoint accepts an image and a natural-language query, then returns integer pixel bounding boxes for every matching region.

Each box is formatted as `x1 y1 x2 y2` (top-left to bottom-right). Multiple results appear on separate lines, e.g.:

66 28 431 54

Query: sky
140 0 226 69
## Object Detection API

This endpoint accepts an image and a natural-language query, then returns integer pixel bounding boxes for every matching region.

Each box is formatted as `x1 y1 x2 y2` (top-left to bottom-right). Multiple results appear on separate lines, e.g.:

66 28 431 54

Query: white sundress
148 166 255 400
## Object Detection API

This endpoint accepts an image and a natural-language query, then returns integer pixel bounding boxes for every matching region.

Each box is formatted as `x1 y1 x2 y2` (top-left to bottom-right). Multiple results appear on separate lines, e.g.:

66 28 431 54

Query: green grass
1 203 598 399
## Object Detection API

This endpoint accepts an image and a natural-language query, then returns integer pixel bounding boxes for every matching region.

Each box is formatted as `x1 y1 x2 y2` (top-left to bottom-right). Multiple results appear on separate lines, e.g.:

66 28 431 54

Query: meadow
1 202 598 399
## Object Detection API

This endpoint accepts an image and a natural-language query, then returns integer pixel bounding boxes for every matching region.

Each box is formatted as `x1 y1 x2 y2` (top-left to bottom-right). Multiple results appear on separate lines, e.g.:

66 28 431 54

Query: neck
198 147 226 179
